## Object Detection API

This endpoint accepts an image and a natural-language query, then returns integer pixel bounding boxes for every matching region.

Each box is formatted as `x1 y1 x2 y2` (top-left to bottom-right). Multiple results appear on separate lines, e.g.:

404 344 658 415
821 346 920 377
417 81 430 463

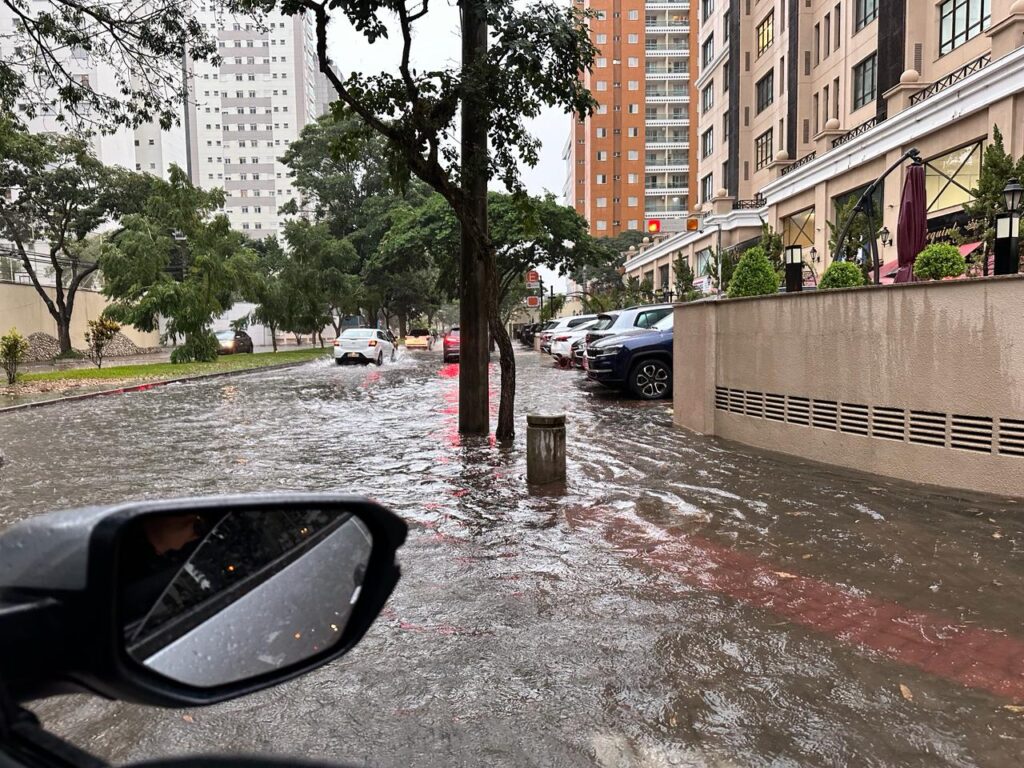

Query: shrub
170 331 220 363
819 261 866 290
84 317 121 369
1 328 30 385
913 243 967 281
726 246 779 298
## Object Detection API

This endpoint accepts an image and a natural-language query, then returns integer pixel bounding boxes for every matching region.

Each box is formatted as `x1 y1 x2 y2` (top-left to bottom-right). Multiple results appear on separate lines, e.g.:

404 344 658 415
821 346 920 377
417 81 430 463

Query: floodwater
1 349 1022 767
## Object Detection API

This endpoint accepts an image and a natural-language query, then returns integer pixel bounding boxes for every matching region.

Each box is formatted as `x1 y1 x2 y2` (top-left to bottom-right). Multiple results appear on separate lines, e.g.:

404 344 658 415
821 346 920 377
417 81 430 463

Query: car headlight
594 345 623 356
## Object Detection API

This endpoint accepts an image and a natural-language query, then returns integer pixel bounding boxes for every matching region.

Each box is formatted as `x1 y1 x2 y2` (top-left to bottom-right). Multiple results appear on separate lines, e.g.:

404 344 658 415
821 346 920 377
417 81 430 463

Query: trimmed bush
84 317 122 369
913 243 966 281
170 331 220 363
1 328 30 385
819 261 866 290
727 246 779 298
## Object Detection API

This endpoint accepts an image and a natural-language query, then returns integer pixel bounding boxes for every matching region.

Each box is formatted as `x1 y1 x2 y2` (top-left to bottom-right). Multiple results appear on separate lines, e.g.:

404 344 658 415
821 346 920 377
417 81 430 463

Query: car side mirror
0 494 406 707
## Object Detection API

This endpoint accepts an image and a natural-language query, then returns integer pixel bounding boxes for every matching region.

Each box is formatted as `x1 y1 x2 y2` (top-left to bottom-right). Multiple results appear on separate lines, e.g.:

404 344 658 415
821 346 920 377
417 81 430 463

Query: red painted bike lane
569 507 1024 703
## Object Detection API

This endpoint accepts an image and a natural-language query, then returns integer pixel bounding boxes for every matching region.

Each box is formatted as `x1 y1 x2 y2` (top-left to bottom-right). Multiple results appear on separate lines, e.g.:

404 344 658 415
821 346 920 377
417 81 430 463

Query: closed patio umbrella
895 161 928 283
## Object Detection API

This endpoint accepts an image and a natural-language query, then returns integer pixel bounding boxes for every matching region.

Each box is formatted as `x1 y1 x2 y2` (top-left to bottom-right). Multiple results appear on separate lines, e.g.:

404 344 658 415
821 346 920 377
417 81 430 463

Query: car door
634 307 672 329
379 330 392 356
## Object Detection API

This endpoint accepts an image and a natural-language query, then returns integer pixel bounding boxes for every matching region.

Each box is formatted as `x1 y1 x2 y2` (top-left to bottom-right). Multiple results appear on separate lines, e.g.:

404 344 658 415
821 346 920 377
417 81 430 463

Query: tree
672 254 702 302
372 204 443 338
249 237 290 353
235 0 597 440
828 193 882 282
0 120 140 355
1 328 30 385
727 247 779 298
702 248 739 294
963 125 1024 271
282 219 361 337
0 0 216 131
100 166 256 363
83 316 121 368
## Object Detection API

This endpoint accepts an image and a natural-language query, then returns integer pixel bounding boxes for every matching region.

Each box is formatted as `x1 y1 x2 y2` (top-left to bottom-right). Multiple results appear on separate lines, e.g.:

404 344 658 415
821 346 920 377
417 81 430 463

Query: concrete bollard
527 413 566 484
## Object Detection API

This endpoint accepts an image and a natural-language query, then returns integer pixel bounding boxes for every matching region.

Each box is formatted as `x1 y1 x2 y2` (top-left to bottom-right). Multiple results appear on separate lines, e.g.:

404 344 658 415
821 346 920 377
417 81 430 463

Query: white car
333 328 396 366
550 319 600 365
538 314 597 353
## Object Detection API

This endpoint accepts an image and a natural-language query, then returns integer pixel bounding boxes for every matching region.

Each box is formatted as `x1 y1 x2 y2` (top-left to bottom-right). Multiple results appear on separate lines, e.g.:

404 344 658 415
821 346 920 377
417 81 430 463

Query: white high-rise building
185 8 321 239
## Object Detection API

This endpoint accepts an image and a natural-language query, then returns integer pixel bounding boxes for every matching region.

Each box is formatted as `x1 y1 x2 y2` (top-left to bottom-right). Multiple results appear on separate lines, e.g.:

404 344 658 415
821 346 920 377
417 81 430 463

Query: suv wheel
628 358 671 400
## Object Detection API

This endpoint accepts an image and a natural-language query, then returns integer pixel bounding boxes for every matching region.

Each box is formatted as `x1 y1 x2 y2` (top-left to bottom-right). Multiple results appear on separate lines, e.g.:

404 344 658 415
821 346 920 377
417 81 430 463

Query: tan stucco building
625 0 1024 292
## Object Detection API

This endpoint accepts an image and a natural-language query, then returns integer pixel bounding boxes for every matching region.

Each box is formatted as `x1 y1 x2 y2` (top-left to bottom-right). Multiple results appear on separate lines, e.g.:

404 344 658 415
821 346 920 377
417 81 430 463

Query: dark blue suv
583 313 674 399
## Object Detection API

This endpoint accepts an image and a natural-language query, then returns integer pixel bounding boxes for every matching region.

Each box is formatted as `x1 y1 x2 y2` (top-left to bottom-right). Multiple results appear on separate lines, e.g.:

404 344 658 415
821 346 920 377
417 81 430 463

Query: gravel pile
104 332 143 357
25 332 64 362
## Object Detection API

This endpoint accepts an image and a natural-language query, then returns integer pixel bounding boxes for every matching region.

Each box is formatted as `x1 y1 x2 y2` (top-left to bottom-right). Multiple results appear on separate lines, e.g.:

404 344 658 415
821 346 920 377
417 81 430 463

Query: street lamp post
994 178 1023 275
784 245 803 293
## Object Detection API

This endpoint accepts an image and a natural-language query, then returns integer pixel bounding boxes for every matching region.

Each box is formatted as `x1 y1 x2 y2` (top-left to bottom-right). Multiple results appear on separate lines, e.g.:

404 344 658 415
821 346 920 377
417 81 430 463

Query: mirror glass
119 507 372 688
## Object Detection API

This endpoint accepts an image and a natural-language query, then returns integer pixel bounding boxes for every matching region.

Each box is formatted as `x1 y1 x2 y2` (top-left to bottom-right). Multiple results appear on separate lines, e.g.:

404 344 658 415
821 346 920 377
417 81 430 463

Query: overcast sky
326 3 573 289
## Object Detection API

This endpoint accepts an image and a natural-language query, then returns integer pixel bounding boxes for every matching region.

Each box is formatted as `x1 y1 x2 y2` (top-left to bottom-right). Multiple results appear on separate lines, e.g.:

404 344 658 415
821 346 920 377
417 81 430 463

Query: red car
442 326 460 363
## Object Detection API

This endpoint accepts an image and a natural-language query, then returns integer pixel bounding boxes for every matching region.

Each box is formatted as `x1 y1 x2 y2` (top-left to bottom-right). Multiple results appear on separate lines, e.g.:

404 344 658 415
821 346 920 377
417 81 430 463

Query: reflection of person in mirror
122 514 207 628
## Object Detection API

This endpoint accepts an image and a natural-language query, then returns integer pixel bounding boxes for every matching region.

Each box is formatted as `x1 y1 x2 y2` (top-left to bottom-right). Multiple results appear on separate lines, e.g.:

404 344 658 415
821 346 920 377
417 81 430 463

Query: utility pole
458 0 490 435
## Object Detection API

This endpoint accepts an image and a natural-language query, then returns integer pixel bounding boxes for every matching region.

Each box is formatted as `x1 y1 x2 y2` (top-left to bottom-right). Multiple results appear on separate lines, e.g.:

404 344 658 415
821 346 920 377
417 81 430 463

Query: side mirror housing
0 494 406 707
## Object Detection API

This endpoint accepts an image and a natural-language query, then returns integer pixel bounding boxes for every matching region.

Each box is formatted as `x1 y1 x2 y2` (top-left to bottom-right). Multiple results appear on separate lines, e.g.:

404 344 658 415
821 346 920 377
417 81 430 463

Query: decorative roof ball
715 187 728 199
775 149 790 162
825 117 841 131
899 69 921 84
642 237 651 244
628 245 637 252
1012 0 1024 13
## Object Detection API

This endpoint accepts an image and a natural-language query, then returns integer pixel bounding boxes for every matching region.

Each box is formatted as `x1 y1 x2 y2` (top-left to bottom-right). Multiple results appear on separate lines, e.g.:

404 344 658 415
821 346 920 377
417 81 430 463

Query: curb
0 357 324 415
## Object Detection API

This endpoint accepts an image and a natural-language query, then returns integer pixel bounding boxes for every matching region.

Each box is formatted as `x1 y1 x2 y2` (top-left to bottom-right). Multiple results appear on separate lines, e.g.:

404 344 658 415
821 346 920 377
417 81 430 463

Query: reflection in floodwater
1 350 1023 767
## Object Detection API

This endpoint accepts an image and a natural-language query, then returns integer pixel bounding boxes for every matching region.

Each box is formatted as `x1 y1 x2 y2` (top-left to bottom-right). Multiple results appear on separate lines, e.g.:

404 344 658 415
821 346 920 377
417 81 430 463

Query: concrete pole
527 413 566 484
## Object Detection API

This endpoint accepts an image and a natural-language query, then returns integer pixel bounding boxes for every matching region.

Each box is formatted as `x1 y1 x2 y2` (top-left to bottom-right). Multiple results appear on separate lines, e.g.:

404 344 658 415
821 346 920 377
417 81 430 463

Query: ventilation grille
712 388 1021 458
803 119 810 144
914 43 924 74
1000 418 1024 456
909 410 946 447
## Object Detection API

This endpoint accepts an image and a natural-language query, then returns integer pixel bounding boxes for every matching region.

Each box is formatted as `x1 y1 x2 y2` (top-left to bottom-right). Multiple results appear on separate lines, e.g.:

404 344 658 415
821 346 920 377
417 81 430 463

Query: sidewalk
21 345 286 374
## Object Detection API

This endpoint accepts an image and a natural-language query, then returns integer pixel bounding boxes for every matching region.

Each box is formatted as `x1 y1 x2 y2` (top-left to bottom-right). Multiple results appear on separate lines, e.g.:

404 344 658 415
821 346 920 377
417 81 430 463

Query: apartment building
185 6 322 239
565 0 699 236
625 0 1024 293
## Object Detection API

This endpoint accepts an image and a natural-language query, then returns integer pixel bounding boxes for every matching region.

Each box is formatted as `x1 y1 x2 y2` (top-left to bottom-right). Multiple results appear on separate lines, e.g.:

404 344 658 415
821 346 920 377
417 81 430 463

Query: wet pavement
1 348 1023 767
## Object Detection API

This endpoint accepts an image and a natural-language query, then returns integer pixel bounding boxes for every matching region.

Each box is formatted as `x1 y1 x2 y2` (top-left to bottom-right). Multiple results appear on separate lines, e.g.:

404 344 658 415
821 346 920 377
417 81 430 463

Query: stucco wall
0 283 161 350
674 276 1024 498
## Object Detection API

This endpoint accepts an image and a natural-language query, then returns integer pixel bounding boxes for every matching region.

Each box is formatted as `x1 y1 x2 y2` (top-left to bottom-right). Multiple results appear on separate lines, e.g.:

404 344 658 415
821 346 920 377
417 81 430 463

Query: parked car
539 315 597 354
582 304 674 348
550 319 600 365
333 328 396 366
443 326 461 363
521 323 541 347
405 328 434 351
583 313 674 399
216 329 254 354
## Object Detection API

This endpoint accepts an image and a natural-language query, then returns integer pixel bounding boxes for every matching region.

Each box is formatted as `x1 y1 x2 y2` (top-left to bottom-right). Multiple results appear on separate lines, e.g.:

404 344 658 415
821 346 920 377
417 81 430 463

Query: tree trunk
56 317 73 357
270 323 278 353
487 252 516 441
458 0 491 436
398 312 408 339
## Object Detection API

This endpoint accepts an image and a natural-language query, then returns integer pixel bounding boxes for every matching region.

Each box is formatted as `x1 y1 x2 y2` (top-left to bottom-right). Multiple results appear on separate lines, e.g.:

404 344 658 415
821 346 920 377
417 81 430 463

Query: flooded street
1 349 1023 767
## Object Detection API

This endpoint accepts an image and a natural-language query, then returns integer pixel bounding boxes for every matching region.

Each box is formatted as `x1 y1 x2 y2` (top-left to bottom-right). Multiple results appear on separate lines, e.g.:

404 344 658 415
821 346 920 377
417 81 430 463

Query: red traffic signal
646 219 661 234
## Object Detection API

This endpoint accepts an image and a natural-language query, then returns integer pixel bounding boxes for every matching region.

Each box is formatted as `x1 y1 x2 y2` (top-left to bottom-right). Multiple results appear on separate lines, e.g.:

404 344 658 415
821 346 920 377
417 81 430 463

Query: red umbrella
895 161 928 283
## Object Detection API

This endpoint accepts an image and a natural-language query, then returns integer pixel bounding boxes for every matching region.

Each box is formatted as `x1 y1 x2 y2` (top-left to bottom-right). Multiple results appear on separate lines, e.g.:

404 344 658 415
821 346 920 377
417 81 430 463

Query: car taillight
554 335 570 342
368 339 378 346
333 339 340 346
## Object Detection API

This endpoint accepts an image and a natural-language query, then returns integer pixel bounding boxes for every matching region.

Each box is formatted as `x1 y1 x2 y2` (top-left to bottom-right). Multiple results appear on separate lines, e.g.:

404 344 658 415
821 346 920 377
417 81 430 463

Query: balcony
644 185 689 195
644 161 689 172
645 140 689 150
644 0 689 8
645 117 689 127
644 46 689 57
645 21 690 33
645 71 689 81
644 204 688 214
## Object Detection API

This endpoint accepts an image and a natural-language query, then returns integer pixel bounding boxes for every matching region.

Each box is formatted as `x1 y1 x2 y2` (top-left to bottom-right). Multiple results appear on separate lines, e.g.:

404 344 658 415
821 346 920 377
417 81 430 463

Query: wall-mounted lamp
879 226 892 247
809 246 820 263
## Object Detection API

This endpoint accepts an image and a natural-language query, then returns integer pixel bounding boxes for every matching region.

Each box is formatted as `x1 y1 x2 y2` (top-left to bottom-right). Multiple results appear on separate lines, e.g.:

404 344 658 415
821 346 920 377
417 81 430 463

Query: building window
701 35 714 67
782 208 815 248
596 81 608 91
701 128 714 159
596 57 607 68
700 174 714 203
756 12 774 55
596 220 608 231
596 174 607 184
701 82 714 113
596 127 607 138
597 151 608 161
628 196 638 207
627 33 639 44
628 103 639 114
596 33 607 44
627 127 639 137
925 141 983 212
627 57 639 67
852 52 876 110
723 111 730 140
701 0 714 22
939 0 991 55
755 70 774 113
855 0 879 31
754 129 773 170
627 80 639 91
596 197 608 208
627 9 638 20
627 150 640 160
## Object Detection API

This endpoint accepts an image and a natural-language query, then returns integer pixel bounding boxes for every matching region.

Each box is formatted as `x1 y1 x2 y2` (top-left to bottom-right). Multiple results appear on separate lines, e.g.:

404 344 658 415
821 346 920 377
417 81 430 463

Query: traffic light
646 219 661 234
